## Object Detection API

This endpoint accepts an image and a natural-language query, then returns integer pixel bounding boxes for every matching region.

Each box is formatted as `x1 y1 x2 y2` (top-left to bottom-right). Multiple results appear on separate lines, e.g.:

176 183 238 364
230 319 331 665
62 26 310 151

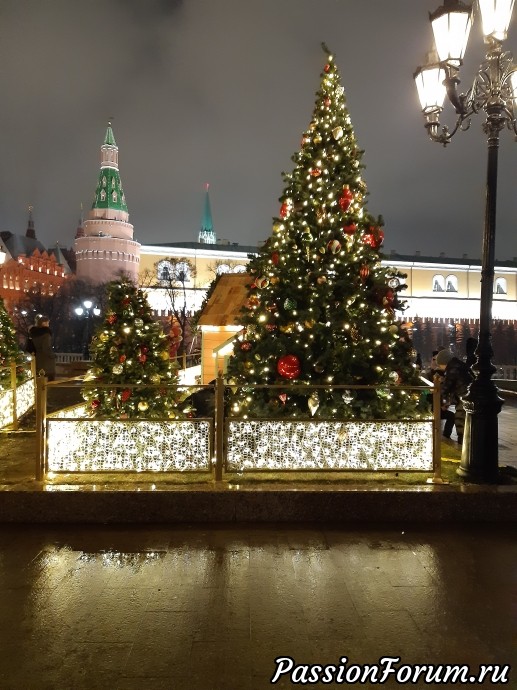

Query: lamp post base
458 379 504 483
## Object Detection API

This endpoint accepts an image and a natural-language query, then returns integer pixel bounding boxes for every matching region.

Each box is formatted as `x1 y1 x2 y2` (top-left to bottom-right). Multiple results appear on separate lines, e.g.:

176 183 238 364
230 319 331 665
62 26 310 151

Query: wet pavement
0 523 515 689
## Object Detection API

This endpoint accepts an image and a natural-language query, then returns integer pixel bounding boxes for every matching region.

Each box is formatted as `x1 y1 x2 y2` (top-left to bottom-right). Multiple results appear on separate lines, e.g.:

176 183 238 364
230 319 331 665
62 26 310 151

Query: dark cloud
0 0 516 261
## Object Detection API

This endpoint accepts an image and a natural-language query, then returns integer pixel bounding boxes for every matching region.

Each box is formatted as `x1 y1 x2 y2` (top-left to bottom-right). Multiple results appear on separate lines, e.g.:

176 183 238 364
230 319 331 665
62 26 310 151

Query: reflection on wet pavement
0 524 515 689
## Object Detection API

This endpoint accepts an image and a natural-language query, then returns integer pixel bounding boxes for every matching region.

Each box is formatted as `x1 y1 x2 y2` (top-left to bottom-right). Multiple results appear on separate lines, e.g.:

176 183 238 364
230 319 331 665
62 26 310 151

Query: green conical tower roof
198 183 216 244
104 122 116 146
92 121 128 216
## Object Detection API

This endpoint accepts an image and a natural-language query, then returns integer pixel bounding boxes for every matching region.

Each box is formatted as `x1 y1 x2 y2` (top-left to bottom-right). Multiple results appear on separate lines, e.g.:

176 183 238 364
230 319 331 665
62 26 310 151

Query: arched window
445 275 458 292
233 264 247 273
157 260 173 281
495 277 507 294
432 274 445 292
174 261 191 283
216 264 230 275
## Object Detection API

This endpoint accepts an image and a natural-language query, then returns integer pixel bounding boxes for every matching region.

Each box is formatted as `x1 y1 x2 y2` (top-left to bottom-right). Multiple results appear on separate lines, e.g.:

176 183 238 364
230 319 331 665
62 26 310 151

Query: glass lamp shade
414 61 447 112
83 299 93 309
74 307 84 316
478 0 515 40
430 0 473 66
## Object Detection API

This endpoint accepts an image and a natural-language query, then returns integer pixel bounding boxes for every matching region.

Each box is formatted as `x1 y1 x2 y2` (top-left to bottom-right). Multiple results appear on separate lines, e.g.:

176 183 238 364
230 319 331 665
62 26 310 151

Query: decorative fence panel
46 407 212 473
0 359 35 430
225 419 434 472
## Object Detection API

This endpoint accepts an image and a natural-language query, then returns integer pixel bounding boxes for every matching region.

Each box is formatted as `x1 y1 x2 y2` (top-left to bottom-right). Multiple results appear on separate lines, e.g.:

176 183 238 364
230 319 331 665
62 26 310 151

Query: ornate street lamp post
74 299 101 360
414 0 517 483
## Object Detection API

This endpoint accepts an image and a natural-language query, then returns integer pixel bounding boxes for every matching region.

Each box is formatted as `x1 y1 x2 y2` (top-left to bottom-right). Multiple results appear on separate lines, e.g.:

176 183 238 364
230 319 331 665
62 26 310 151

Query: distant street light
74 300 101 359
414 0 516 483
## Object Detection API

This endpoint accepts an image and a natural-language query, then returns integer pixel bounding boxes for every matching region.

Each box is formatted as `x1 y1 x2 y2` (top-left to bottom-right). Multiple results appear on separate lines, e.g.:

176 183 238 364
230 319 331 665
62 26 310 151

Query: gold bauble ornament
138 401 149 412
314 134 322 144
160 350 170 360
332 126 344 140
99 332 109 342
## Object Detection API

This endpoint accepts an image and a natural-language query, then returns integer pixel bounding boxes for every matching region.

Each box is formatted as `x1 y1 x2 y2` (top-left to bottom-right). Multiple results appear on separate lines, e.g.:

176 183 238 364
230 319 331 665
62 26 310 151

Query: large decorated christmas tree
82 278 181 418
227 45 426 420
0 296 28 388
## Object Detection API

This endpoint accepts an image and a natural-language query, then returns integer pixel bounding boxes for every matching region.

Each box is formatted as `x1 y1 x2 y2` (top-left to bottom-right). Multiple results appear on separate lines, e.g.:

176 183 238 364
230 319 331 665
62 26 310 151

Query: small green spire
104 120 117 146
199 183 216 244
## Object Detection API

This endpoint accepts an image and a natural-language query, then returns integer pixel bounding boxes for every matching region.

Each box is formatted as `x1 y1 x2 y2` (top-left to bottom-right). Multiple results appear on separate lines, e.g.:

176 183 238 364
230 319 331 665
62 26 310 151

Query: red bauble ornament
277 354 301 380
119 354 126 363
327 239 341 254
138 354 147 363
339 186 354 212
383 289 395 307
121 389 131 402
266 324 277 332
91 399 100 409
363 231 376 248
324 97 331 107
271 252 279 266
279 393 287 404
255 276 269 289
360 265 370 281
364 226 384 248
280 201 289 218
343 223 357 235
324 63 330 73
141 346 149 354
122 298 131 306
310 168 321 177
240 341 252 352
107 314 117 325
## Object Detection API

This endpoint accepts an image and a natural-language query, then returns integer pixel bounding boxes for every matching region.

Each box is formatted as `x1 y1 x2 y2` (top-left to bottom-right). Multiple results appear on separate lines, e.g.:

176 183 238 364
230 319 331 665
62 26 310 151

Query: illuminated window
233 264 247 273
495 277 507 294
157 260 173 281
432 274 445 292
445 275 458 292
216 264 230 275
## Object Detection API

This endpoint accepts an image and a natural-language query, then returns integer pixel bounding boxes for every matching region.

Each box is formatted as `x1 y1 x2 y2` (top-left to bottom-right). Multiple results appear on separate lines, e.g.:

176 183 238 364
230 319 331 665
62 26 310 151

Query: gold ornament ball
99 332 109 342
314 134 322 144
332 126 344 140
138 401 149 412
160 350 170 360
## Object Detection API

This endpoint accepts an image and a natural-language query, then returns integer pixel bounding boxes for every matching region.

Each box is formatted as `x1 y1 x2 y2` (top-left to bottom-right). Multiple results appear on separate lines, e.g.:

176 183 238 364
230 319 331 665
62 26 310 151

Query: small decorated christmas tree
82 278 181 418
0 296 28 389
227 44 425 420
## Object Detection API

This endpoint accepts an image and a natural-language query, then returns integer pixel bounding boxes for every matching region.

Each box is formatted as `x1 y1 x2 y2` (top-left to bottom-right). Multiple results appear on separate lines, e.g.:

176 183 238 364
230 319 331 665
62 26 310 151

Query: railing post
35 375 48 482
10 358 18 431
429 375 445 484
30 354 36 380
214 374 225 481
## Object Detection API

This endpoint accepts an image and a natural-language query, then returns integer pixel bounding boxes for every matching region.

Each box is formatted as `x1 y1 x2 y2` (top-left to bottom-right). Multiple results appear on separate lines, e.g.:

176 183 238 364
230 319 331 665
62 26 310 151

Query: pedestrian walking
435 348 473 444
27 315 56 381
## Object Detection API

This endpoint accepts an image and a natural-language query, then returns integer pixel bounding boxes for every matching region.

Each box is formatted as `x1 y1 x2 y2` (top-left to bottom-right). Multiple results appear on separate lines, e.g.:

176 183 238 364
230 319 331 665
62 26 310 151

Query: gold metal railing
35 374 442 482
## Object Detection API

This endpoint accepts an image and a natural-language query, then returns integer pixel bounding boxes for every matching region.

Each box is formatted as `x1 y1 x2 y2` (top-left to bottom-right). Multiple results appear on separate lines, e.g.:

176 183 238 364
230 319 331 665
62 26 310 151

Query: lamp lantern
414 52 448 112
478 0 515 40
430 0 473 66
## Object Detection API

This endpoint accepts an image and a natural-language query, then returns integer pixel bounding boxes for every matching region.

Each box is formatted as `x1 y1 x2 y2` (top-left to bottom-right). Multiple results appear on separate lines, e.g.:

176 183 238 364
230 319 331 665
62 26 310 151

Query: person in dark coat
465 337 477 371
28 315 56 381
436 349 473 444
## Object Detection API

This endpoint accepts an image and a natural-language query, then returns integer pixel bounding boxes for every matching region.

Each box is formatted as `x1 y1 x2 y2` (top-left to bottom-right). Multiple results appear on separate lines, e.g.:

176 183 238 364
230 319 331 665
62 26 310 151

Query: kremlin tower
198 183 216 244
74 122 140 284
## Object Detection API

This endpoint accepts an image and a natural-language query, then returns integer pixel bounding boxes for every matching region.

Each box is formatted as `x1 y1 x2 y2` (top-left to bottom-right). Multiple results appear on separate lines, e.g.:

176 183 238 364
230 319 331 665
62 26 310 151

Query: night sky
1 0 517 261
